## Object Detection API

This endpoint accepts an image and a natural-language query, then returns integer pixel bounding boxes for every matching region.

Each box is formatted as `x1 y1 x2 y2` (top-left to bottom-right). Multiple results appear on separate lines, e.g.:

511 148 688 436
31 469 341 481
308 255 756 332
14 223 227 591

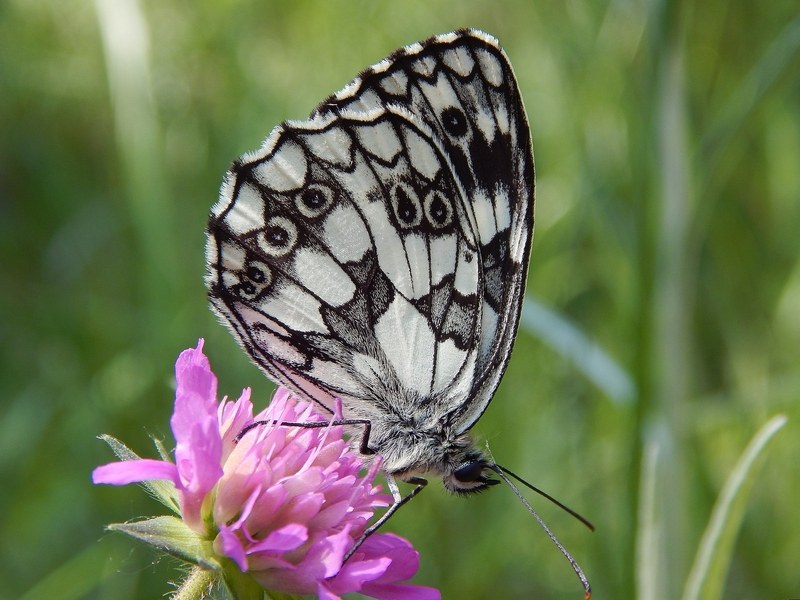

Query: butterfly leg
342 474 428 563
235 417 374 454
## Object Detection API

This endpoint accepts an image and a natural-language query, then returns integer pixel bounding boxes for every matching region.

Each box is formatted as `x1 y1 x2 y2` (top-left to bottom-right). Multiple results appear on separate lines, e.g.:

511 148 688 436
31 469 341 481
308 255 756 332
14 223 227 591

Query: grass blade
636 437 665 600
521 297 636 404
682 414 788 600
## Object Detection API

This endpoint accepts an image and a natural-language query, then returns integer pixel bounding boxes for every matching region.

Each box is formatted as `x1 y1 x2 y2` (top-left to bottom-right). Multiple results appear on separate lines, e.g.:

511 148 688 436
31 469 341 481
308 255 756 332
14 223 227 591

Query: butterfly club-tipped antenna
489 464 594 599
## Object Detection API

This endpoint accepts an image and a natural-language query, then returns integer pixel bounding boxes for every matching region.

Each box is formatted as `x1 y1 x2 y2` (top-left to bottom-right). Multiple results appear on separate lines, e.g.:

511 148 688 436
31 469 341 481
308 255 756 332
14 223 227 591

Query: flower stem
172 564 304 600
172 567 216 600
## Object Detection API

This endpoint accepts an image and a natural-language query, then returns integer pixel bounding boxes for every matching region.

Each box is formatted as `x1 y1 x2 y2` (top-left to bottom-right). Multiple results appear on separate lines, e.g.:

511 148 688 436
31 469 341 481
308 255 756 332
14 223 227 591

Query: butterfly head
381 429 500 495
444 449 501 495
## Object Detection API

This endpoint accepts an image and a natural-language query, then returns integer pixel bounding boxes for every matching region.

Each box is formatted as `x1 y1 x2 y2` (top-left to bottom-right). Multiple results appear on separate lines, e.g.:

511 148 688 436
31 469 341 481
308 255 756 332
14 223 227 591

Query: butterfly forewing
206 29 533 447
313 30 534 432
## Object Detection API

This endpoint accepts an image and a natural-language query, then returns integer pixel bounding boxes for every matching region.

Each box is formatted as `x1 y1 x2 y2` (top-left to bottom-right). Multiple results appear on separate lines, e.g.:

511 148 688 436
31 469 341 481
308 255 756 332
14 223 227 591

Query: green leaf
681 414 788 600
108 515 221 571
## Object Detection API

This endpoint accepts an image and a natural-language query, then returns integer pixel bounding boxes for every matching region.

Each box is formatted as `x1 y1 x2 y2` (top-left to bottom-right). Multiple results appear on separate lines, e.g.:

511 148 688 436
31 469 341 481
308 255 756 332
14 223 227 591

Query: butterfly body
207 29 533 494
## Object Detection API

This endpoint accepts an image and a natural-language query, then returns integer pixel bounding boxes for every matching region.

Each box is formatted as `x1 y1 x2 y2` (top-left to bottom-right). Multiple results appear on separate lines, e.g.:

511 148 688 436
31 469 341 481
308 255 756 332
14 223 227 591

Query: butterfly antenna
496 464 594 531
489 465 592 599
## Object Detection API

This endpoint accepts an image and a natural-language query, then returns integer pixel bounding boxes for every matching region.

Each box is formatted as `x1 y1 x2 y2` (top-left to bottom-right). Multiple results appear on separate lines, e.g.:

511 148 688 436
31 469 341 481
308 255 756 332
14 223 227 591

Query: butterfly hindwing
206 29 532 436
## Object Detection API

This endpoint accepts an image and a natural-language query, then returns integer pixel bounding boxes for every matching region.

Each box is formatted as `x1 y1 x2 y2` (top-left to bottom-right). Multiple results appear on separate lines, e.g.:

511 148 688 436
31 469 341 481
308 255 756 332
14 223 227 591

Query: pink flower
93 340 439 600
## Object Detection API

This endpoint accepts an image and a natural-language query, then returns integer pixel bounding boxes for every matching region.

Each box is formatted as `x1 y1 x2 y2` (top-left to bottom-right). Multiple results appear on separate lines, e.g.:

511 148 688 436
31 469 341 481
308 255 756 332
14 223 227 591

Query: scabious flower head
93 340 439 600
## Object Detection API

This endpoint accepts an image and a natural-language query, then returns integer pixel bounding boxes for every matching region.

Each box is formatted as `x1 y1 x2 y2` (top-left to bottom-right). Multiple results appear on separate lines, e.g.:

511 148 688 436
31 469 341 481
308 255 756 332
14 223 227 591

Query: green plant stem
173 568 217 600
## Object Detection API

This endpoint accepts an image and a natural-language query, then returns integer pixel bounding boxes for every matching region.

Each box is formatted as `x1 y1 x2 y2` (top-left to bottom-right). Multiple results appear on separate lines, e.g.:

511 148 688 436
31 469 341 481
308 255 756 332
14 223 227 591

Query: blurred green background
2 1 799 598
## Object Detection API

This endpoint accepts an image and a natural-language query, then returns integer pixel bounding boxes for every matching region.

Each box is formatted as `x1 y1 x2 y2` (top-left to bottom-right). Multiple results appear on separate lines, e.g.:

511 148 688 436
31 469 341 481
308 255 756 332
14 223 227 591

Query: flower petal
360 582 442 600
327 533 441 600
171 340 224 529
249 523 308 553
95 354 439 600
360 533 420 582
219 387 254 457
218 525 249 571
92 459 178 486
332 556 391 590
316 582 343 600
299 526 351 580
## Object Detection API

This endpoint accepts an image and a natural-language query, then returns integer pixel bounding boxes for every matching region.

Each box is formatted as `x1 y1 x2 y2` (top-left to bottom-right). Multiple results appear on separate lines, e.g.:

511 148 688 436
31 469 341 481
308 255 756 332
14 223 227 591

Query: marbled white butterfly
206 29 591 596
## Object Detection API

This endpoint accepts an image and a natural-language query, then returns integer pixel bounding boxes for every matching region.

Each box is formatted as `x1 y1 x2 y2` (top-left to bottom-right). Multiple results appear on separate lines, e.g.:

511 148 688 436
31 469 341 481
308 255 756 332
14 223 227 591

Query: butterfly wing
314 29 534 433
206 29 533 437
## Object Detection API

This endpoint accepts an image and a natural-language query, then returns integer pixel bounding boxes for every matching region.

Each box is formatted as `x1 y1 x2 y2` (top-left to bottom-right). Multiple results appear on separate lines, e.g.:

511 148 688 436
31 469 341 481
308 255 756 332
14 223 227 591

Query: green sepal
98 434 180 513
108 515 220 570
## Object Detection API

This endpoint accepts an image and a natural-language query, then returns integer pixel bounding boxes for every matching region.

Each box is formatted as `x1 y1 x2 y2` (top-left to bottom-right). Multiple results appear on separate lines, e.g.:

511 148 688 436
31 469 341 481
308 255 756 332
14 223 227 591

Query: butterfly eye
441 107 468 137
297 184 335 218
453 461 485 483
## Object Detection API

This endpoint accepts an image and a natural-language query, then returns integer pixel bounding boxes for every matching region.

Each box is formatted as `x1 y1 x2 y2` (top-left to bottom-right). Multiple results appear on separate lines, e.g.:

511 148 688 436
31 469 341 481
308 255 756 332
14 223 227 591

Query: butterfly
206 29 591 597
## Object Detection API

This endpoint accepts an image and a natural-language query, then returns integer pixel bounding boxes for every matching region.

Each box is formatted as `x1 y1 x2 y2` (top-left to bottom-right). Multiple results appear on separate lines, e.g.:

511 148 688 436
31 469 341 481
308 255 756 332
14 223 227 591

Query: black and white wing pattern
206 29 533 447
